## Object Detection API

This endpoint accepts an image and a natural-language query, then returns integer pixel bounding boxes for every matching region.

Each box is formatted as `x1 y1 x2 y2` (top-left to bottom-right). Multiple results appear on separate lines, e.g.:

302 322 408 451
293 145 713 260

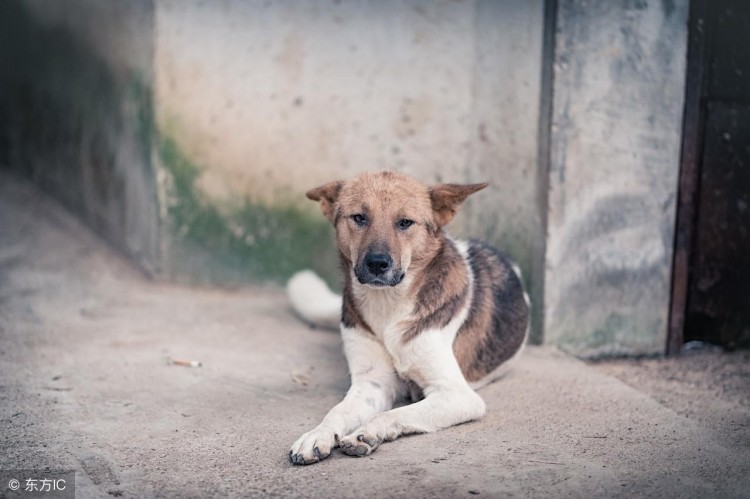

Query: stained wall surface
153 0 547 310
0 0 159 272
0 0 691 355
545 0 689 356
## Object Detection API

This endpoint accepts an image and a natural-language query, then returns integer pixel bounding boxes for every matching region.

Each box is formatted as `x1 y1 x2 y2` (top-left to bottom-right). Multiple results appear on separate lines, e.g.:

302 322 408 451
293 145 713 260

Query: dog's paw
289 427 338 465
339 430 381 457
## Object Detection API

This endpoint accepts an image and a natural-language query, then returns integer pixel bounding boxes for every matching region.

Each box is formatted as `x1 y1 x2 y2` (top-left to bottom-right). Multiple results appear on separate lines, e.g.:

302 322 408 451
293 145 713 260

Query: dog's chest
356 289 426 380
358 290 411 340
355 287 412 350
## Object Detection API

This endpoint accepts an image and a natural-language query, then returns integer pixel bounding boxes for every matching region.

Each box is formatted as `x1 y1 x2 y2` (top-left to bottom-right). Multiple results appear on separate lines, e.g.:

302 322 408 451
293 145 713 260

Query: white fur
354 274 413 342
289 326 407 464
509 261 532 309
288 238 520 462
452 238 471 258
290 284 485 464
339 324 485 454
286 270 341 329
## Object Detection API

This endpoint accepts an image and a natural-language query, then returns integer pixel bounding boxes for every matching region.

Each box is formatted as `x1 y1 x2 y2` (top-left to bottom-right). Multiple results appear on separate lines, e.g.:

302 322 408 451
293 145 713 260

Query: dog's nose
365 253 392 276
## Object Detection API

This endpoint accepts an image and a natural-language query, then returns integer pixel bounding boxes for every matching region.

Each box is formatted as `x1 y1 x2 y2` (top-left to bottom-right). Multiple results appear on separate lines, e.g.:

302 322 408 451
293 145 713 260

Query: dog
288 171 530 465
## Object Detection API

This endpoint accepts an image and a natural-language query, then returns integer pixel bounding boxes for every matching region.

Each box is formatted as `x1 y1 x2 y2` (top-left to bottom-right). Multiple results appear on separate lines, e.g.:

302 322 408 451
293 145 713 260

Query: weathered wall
0 0 159 272
0 0 693 354
466 0 547 338
154 0 547 323
545 0 689 356
0 0 547 337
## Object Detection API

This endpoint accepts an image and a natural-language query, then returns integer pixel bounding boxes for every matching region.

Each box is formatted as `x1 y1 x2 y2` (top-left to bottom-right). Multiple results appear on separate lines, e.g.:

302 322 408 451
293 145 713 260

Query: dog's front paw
289 427 338 465
339 430 381 457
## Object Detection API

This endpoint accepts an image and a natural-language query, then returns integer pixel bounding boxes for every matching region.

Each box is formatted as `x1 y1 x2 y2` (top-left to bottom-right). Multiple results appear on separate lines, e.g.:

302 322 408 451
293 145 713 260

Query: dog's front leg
289 327 405 465
339 332 486 457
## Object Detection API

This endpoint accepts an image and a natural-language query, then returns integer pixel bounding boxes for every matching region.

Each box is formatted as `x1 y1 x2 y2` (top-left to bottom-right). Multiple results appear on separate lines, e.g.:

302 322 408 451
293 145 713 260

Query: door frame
667 0 711 355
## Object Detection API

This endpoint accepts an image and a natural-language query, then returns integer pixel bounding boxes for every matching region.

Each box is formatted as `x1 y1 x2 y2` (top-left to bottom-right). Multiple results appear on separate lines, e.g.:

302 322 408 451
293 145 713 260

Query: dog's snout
365 253 392 276
354 250 402 287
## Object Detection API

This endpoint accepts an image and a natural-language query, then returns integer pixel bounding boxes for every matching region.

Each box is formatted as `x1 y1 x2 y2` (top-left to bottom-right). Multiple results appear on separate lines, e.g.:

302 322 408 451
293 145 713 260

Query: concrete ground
1 171 748 499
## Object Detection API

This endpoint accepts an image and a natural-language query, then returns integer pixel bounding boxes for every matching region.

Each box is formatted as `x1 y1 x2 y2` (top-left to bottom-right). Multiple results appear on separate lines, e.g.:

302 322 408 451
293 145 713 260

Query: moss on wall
0 0 337 288
156 133 340 287
0 0 159 269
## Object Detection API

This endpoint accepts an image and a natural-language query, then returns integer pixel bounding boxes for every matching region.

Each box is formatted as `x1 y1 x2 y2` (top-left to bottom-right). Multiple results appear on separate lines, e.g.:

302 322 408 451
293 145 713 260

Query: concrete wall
0 0 159 273
545 0 689 356
466 0 547 337
0 0 547 328
0 0 692 355
154 0 547 322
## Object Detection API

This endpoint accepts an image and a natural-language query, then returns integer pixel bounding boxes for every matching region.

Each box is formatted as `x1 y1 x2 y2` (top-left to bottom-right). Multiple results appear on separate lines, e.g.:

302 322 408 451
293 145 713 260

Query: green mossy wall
0 0 338 288
0 0 159 270
156 134 340 287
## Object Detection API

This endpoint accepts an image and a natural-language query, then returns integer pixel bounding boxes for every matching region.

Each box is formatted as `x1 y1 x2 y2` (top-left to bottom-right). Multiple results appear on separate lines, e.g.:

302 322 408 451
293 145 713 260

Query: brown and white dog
288 171 529 465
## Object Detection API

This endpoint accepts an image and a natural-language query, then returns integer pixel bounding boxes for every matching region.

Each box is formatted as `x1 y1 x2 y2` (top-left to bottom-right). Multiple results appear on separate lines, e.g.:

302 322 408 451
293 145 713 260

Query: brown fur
453 242 528 382
307 171 528 383
309 172 437 279
341 267 374 335
401 239 469 343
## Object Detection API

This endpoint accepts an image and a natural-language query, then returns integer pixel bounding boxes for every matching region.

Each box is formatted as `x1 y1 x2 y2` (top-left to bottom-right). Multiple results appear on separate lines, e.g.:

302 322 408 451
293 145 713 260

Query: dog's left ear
429 182 489 227
306 180 343 222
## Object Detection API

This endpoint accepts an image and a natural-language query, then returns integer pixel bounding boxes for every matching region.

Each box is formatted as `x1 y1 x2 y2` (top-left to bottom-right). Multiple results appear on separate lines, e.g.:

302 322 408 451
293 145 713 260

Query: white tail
286 270 342 330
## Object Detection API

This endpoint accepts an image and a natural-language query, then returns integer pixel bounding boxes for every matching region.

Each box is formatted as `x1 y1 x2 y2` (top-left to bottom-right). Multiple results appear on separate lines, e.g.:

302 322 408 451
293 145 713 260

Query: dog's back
453 239 530 387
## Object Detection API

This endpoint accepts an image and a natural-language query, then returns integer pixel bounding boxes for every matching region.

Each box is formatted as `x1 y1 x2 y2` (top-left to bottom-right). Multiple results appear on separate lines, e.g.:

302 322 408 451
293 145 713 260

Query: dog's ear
306 180 343 222
429 182 488 227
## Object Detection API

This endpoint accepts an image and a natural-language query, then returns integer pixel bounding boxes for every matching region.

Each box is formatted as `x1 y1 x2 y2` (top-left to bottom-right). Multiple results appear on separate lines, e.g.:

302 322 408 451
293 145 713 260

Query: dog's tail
286 270 342 330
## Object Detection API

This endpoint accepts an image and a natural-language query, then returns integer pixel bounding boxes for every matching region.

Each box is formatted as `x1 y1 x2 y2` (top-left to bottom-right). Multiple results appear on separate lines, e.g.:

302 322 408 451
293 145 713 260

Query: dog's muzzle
354 252 405 287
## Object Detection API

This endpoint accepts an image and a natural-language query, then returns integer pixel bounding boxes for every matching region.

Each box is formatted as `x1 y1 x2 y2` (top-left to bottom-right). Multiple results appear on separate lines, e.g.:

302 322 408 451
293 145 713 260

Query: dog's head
307 171 487 288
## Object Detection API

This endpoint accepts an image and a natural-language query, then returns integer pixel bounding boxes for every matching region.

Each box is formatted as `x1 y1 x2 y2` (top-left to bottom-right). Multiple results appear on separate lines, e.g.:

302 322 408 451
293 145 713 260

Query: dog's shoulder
400 237 471 343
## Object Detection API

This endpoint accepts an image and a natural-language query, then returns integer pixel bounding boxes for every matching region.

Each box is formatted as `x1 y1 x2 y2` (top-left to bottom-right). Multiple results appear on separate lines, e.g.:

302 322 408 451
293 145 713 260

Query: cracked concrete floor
1 172 749 498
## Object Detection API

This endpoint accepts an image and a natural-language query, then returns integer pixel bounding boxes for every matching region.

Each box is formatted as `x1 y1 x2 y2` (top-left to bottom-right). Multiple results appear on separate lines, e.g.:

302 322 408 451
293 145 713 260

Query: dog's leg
338 331 485 457
289 327 405 465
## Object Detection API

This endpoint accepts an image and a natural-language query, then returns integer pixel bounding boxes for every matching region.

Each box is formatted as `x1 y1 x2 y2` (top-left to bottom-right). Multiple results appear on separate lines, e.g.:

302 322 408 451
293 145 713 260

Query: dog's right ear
306 181 343 222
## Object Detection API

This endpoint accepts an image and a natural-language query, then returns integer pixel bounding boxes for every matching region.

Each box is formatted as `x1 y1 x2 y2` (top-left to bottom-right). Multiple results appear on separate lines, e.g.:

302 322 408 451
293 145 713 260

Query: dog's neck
344 234 467 340
349 272 414 339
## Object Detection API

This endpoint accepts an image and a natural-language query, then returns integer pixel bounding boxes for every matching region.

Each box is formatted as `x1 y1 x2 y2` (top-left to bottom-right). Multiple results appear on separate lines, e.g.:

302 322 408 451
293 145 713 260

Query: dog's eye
397 219 415 230
351 214 367 227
